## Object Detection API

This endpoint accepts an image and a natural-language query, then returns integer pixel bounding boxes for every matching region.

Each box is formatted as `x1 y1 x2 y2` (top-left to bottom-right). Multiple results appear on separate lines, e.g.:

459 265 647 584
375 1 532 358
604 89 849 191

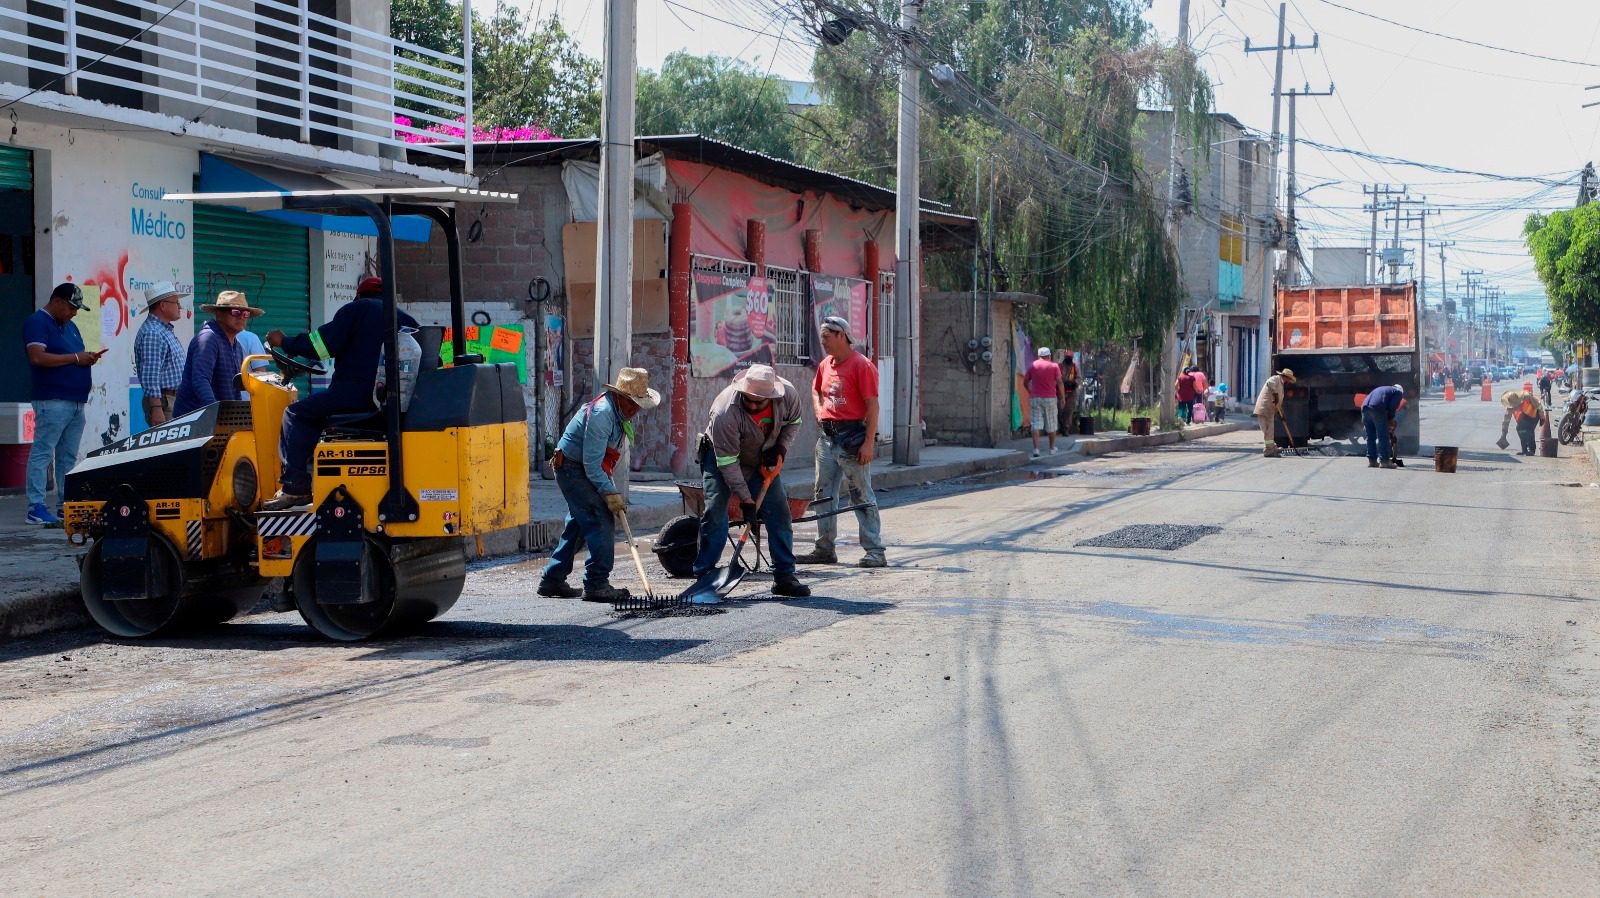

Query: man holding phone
22 283 103 525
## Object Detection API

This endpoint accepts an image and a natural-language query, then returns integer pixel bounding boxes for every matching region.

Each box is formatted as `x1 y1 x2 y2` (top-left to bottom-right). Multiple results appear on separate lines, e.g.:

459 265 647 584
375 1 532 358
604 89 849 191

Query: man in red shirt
1024 347 1065 457
796 315 886 568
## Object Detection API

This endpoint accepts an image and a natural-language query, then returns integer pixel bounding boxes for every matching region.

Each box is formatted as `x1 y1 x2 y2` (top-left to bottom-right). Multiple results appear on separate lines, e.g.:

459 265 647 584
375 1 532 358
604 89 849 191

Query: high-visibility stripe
309 329 331 361
715 453 739 467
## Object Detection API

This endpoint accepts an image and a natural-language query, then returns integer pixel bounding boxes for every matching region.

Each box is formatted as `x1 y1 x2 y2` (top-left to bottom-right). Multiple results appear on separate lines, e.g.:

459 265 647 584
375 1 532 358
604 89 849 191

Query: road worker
1253 368 1296 458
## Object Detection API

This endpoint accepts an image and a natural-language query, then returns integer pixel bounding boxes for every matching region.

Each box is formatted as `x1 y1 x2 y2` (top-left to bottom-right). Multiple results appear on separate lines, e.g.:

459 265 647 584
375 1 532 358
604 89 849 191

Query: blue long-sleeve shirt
556 393 631 495
282 297 419 397
1361 385 1404 420
172 321 243 416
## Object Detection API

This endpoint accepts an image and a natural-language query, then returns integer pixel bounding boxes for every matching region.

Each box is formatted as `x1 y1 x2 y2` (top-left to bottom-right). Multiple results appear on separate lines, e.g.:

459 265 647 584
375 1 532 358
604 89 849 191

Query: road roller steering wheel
270 347 326 379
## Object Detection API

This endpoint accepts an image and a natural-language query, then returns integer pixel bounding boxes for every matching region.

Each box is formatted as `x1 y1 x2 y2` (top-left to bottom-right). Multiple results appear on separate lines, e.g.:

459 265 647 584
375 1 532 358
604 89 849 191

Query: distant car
1524 365 1538 376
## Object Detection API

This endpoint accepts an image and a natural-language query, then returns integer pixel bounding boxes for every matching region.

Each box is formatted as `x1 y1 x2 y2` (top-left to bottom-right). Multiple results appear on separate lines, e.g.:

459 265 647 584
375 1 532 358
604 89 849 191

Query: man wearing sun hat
685 364 811 604
173 290 260 417
538 367 661 602
134 280 188 427
1252 367 1297 458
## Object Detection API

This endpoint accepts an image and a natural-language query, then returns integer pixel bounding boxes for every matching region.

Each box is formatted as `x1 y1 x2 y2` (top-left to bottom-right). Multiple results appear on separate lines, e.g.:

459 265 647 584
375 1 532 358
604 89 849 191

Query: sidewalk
0 443 1030 640
1003 419 1248 458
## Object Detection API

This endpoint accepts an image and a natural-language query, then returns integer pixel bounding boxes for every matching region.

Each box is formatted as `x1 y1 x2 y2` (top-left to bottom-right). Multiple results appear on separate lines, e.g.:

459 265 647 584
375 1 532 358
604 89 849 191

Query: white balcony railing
0 0 474 170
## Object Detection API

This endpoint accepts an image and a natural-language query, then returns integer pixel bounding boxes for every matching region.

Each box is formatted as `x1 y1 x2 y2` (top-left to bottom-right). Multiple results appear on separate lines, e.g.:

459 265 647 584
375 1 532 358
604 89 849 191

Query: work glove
605 493 626 515
760 445 785 468
739 501 759 523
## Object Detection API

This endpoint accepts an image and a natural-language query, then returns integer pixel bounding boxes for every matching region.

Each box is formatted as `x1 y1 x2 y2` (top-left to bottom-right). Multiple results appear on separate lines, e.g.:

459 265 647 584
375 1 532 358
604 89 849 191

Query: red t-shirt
1024 359 1061 399
814 351 879 421
1176 372 1198 401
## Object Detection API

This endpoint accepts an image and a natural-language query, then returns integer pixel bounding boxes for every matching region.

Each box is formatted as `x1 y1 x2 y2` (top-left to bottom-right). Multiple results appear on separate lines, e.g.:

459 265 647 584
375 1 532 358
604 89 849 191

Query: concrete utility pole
1384 195 1425 283
1461 269 1483 361
1245 3 1317 396
1284 83 1333 286
892 0 922 466
1362 184 1405 283
595 0 637 494
1580 161 1596 206
1158 0 1192 432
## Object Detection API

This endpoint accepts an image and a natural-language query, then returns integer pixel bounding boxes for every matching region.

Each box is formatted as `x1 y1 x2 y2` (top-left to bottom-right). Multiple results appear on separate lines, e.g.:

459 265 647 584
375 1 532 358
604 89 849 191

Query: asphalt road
3 394 1599 897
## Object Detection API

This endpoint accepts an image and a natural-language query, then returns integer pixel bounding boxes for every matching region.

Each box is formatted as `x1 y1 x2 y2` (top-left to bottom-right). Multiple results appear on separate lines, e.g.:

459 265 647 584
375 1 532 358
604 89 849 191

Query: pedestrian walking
796 315 886 568
1539 369 1553 407
1252 368 1295 458
173 291 257 417
22 283 102 525
538 367 661 601
1499 389 1545 457
1175 367 1200 425
1361 384 1406 468
133 281 187 427
1059 351 1080 425
1025 346 1065 457
687 364 810 604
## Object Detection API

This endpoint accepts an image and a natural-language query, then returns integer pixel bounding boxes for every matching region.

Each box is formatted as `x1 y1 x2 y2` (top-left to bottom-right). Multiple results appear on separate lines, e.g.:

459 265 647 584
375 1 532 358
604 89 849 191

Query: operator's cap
1037 347 1051 357
820 315 851 343
51 282 86 311
356 276 383 297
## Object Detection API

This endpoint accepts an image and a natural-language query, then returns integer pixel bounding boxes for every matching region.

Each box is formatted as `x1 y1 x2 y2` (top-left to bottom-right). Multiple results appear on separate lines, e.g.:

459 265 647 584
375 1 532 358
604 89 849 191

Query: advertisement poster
691 269 775 377
440 324 528 384
809 274 870 363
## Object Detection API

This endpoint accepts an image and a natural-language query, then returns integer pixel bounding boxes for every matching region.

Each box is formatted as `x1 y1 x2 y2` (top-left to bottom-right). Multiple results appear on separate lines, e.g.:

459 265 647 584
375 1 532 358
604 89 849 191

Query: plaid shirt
134 314 184 393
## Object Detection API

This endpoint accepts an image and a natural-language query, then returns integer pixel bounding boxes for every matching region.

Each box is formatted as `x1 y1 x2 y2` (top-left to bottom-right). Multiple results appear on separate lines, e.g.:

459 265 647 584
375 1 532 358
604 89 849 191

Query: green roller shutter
192 205 310 340
0 146 29 191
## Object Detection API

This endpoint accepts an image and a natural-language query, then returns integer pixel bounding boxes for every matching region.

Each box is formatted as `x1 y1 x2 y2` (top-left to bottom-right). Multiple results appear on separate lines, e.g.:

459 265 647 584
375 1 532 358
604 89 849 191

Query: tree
795 0 1211 355
391 0 599 137
1524 205 1600 344
637 52 798 159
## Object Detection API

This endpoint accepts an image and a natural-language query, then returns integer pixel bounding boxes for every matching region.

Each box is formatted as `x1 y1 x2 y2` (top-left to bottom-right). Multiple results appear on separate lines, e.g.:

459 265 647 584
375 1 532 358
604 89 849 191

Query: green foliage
798 0 1211 354
1524 206 1600 344
391 0 599 136
637 53 797 158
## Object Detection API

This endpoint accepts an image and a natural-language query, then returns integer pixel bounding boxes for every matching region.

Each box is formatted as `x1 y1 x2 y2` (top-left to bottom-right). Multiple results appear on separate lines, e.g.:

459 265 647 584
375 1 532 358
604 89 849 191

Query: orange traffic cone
1444 381 1456 402
1480 377 1492 401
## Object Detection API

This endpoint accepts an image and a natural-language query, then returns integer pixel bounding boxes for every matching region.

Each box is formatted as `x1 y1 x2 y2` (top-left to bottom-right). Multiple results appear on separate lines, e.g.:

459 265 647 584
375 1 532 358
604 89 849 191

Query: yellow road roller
64 189 528 641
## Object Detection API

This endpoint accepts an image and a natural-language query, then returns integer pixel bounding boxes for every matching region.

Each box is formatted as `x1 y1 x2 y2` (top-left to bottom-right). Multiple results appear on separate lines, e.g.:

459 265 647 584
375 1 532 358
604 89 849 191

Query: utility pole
595 0 637 491
1436 238 1454 364
1245 3 1317 397
1579 161 1596 206
1158 0 1192 431
1363 184 1404 283
1461 270 1483 362
1284 82 1333 286
892 0 922 466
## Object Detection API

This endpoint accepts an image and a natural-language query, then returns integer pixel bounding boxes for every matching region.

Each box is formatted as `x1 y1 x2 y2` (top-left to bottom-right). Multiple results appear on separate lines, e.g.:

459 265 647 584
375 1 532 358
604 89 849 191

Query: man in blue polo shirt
22 283 104 525
1361 383 1406 469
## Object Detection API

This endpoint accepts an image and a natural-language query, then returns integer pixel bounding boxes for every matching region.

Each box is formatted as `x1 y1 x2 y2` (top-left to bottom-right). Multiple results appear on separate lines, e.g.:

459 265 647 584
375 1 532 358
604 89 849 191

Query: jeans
542 462 615 589
279 386 373 493
1516 418 1538 455
1362 406 1391 462
26 399 86 505
810 433 884 558
692 443 795 583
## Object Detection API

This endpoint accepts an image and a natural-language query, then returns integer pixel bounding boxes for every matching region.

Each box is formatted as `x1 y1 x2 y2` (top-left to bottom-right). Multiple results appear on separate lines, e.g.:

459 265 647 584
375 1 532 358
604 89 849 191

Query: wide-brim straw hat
732 364 786 400
605 367 661 410
1278 368 1297 383
201 290 265 318
143 280 189 310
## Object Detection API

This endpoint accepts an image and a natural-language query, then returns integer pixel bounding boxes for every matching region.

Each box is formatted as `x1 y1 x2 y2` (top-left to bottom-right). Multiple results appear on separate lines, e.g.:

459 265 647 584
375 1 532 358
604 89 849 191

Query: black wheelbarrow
652 481 872 578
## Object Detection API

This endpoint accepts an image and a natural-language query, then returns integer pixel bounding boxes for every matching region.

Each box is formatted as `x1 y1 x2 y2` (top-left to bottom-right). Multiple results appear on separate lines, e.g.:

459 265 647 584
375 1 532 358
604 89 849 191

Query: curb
0 589 89 641
1073 421 1247 456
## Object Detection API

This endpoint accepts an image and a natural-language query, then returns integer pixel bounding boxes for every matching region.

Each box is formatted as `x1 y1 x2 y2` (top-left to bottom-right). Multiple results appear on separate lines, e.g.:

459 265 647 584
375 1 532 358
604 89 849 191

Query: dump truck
1272 282 1422 456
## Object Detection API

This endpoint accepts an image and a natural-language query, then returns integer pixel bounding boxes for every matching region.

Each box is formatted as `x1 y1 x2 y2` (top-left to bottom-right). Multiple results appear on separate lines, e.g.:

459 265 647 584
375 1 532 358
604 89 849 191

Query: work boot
1380 460 1396 469
537 580 582 599
857 554 888 569
263 489 311 511
581 584 631 603
1368 458 1379 468
794 548 837 565
772 574 811 598
1262 445 1281 458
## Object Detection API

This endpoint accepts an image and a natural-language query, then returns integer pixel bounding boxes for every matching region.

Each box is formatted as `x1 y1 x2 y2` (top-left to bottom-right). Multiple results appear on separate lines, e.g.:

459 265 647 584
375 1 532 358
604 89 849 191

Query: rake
611 507 694 614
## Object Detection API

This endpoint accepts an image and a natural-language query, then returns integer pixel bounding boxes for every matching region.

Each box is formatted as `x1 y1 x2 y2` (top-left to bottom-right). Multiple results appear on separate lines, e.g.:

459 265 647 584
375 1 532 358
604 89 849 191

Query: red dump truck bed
1276 284 1418 353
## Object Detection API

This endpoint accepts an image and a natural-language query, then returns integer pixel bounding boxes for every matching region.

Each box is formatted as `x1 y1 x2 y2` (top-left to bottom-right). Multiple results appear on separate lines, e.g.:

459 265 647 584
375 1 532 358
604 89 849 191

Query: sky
550 0 1600 328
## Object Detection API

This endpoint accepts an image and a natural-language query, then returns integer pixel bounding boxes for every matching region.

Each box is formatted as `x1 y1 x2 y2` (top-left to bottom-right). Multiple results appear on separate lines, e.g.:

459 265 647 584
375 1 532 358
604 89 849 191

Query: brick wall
919 291 1019 446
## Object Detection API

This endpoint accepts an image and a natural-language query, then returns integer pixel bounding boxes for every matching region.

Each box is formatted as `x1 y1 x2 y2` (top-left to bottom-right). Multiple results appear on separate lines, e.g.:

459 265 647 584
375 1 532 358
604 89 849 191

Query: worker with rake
1253 368 1296 457
687 364 811 604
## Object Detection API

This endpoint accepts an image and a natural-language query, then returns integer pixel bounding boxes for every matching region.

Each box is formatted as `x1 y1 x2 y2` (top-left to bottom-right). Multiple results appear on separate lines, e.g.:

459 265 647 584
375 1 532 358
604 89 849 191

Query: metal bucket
1433 446 1458 473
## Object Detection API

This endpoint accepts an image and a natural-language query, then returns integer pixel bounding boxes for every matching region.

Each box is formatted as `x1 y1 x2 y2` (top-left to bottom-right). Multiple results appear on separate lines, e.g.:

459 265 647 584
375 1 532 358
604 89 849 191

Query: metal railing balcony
0 0 475 170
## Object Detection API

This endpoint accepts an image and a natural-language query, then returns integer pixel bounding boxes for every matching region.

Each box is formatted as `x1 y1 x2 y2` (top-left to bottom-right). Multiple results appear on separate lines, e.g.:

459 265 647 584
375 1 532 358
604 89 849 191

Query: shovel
703 465 780 599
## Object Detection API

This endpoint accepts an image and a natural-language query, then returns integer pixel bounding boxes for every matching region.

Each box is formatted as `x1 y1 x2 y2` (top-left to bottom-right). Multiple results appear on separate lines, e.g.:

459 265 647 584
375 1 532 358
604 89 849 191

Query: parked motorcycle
1559 390 1590 445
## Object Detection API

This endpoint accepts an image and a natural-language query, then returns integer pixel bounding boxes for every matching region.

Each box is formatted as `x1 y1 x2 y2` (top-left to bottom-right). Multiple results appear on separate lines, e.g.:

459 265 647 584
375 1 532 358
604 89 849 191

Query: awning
196 154 436 242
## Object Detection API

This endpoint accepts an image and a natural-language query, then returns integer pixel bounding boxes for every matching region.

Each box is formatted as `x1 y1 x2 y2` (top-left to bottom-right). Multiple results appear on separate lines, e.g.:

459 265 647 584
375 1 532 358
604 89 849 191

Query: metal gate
192 205 311 341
